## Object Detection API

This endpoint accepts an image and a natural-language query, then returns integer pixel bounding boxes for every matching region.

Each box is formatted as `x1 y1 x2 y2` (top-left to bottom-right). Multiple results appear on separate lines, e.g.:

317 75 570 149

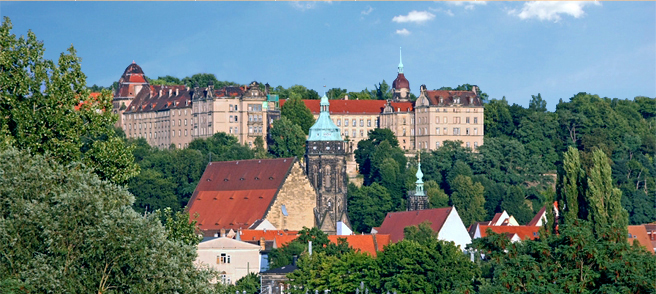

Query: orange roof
479 226 542 240
628 225 655 253
376 207 453 242
274 235 299 247
328 234 391 257
186 158 295 234
239 229 298 242
75 92 102 111
280 99 414 115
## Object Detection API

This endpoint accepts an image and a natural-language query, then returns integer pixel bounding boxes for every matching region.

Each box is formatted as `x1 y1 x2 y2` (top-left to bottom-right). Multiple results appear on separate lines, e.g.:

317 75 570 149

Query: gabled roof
281 99 414 115
376 207 453 243
186 158 296 233
273 235 299 248
198 237 262 250
628 225 655 253
478 225 542 241
527 206 547 226
125 85 191 113
239 230 298 242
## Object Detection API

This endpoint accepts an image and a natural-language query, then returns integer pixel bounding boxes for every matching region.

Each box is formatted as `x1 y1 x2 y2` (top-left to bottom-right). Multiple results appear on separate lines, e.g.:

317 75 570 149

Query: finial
132 60 135 64
398 47 404 74
418 150 421 163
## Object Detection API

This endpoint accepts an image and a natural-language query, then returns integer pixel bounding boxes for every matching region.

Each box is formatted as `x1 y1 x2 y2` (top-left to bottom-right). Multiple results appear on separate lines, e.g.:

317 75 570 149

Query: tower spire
415 152 424 196
398 47 404 74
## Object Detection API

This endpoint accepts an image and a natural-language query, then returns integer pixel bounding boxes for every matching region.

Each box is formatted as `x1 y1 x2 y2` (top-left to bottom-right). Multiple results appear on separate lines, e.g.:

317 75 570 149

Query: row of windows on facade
404 127 480 136
424 141 478 149
129 129 189 139
127 119 188 131
198 103 262 113
403 116 480 125
335 118 377 127
415 107 480 113
125 109 189 120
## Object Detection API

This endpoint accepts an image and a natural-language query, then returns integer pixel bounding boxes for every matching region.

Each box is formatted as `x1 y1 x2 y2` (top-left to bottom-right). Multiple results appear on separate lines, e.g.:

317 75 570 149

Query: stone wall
264 161 316 230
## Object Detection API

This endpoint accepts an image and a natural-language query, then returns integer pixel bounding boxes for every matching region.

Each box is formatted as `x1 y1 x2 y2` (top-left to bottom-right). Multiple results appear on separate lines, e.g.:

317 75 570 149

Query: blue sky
2 1 654 110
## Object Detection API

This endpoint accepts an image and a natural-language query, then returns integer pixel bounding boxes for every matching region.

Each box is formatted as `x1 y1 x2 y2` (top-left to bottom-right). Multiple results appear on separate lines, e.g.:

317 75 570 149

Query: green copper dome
308 94 343 141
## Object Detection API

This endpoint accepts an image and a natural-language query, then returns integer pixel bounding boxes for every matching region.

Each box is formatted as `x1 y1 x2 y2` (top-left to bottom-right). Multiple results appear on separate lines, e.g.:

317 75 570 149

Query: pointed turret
392 47 410 101
407 152 429 211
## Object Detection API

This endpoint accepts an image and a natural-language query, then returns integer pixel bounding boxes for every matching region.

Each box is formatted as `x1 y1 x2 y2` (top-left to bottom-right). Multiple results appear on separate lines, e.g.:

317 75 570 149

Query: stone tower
407 153 429 211
112 61 149 128
305 94 350 234
392 47 410 102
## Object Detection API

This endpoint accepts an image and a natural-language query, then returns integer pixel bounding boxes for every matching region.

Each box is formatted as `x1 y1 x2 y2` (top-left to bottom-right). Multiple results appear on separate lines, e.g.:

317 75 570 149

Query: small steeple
398 47 404 74
308 93 342 142
415 152 424 196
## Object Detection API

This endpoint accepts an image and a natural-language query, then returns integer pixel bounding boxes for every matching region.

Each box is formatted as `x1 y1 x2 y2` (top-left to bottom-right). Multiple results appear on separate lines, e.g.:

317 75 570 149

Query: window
249 126 253 134
220 274 231 285
411 118 415 124
172 130 175 137
436 142 441 148
474 128 478 135
474 142 478 148
352 119 356 126
185 129 188 136
443 117 447 124
474 117 478 124
466 142 471 148
425 127 428 135
344 119 349 127
178 143 181 149
466 128 470 135
367 119 371 127
360 129 364 137
403 118 406 125
184 119 187 126
411 129 415 135
352 130 356 138
436 128 441 135
443 127 447 135
337 119 341 126
403 128 406 136
149 132 152 138
235 105 238 111
229 105 234 112
453 128 460 135
184 109 187 115
360 119 364 127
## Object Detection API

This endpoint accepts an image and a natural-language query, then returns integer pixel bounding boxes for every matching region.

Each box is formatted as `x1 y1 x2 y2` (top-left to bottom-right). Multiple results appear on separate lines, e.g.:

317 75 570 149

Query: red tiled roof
490 213 503 225
392 73 409 89
376 207 453 243
75 92 103 111
239 230 298 242
527 206 547 226
628 225 655 253
186 158 296 233
274 235 299 247
479 225 542 241
280 99 414 115
328 234 392 257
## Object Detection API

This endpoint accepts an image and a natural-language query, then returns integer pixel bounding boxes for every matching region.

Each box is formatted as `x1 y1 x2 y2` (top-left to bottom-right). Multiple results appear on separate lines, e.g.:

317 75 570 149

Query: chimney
214 232 219 237
292 255 298 266
472 85 478 95
344 94 349 100
259 237 266 251
159 89 162 96
220 228 226 237
265 83 270 95
168 89 172 96
176 88 179 96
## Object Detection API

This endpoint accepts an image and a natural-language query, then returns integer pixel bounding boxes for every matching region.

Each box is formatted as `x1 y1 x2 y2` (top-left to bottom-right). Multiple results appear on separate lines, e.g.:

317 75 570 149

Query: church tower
392 47 410 102
305 94 350 234
407 153 429 211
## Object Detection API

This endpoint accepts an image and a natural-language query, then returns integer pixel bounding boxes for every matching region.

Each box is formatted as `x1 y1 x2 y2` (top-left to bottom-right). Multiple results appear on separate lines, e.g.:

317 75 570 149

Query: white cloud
429 7 455 17
450 1 487 10
508 1 601 22
392 10 436 23
361 6 374 15
396 28 411 36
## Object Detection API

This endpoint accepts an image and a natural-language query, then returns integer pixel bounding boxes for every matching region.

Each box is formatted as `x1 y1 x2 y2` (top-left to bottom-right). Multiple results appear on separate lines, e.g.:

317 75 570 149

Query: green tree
403 221 438 245
268 227 353 269
188 132 254 161
0 17 138 184
347 183 394 233
528 93 547 112
326 87 348 100
378 238 479 294
228 273 260 294
281 96 315 135
557 146 587 224
586 149 629 241
253 136 268 159
267 117 306 158
450 175 486 227
500 185 533 224
372 80 392 100
0 148 215 293
287 251 380 293
156 207 202 246
425 180 449 208
355 128 400 180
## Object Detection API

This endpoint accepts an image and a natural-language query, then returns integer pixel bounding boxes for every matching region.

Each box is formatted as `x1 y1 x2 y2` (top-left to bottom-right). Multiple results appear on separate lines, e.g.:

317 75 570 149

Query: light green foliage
280 96 315 135
425 180 449 208
586 149 629 241
404 221 438 245
227 273 260 294
268 227 353 269
347 183 393 233
253 136 268 159
267 117 306 159
288 251 380 294
0 17 138 184
557 146 586 224
0 148 215 293
378 238 479 294
157 207 202 246
271 84 320 100
450 175 486 227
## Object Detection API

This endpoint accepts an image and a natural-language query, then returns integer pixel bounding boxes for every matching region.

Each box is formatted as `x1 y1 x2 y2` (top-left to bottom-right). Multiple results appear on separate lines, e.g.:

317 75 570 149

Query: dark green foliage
270 84 320 100
347 183 394 233
403 221 438 245
267 117 306 158
280 96 315 135
450 175 486 227
0 17 138 185
500 185 533 224
227 273 260 294
326 87 348 100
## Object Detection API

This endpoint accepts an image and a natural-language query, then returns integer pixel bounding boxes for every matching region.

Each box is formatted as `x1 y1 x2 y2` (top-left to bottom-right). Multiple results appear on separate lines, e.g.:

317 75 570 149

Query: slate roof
376 207 453 243
628 225 655 253
186 158 296 233
281 99 414 115
478 225 542 241
261 264 297 275
425 90 482 107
